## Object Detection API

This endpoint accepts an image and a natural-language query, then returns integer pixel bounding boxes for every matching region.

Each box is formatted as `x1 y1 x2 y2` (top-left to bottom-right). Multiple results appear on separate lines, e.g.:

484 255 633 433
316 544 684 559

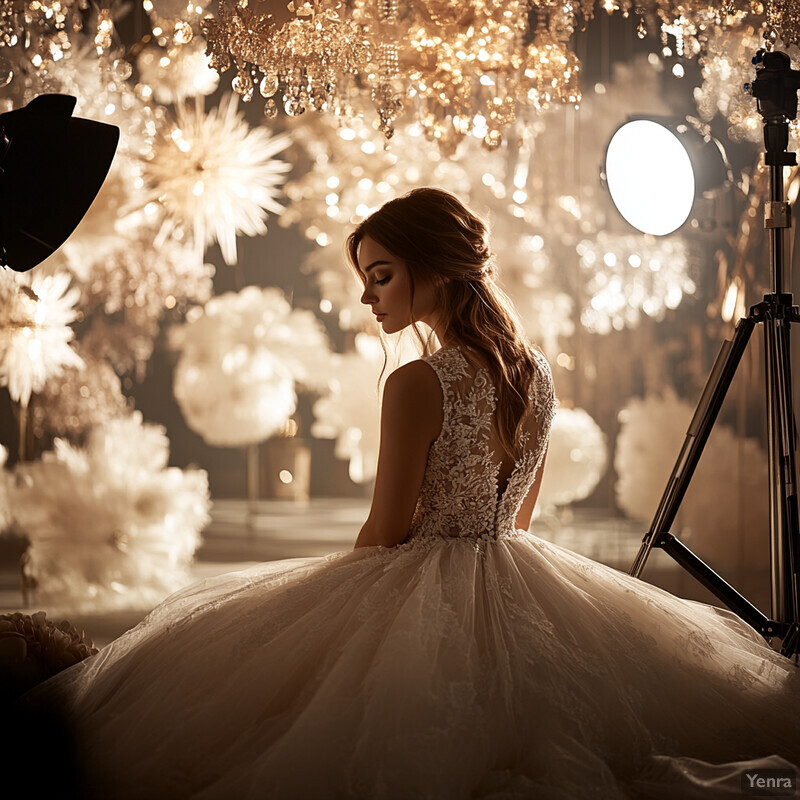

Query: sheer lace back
407 345 555 543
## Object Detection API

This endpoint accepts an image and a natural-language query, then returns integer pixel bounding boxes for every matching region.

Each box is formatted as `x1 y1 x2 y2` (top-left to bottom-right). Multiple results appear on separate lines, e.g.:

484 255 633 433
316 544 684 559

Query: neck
426 317 450 349
440 336 470 351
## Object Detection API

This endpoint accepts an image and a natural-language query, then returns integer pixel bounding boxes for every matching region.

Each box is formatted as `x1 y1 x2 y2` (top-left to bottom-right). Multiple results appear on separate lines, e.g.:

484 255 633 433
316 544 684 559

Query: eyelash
375 277 390 285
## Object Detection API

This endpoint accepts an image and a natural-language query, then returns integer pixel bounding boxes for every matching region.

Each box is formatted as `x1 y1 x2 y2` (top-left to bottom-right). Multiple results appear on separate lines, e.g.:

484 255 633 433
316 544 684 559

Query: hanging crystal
263 97 278 118
232 64 254 102
371 0 403 139
260 72 279 98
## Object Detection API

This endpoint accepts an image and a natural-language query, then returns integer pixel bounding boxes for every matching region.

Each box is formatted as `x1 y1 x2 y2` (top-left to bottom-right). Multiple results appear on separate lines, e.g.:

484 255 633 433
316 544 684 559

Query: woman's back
406 344 555 544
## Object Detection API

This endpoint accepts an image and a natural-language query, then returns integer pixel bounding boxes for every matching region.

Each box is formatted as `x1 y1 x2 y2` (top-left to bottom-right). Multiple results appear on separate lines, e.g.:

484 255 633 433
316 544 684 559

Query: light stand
629 49 800 661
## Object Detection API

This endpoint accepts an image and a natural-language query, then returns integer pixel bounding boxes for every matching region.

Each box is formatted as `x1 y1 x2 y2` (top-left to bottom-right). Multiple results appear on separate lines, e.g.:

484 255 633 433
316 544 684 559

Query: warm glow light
722 280 739 322
605 120 695 236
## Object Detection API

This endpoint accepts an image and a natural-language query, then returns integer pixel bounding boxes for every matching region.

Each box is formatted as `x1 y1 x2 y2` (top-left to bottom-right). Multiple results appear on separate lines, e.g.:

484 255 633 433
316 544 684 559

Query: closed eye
376 277 390 285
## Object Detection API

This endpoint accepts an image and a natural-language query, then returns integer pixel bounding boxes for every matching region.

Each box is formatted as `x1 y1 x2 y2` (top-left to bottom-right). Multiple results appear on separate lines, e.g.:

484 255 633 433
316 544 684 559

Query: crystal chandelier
203 0 584 148
201 0 800 147
3 0 799 146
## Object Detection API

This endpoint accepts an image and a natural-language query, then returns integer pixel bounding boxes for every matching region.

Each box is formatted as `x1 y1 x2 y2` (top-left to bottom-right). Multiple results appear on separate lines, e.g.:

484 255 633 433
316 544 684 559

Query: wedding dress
23 345 800 799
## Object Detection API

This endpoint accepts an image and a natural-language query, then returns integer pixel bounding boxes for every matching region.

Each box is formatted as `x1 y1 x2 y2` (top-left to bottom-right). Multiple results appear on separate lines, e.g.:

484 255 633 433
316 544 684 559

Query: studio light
603 116 732 236
0 93 119 272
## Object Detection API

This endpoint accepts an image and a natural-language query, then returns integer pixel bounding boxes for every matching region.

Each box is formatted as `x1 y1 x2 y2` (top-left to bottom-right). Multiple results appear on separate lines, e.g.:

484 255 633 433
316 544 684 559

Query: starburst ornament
0 271 84 408
143 93 292 265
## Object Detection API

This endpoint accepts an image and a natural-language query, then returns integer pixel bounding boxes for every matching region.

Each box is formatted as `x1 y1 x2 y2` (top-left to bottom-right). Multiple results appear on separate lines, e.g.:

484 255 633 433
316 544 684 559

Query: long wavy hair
346 187 542 459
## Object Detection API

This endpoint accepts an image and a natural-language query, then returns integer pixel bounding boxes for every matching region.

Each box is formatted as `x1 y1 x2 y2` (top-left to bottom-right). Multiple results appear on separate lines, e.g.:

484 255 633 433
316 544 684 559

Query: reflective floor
0 499 774 649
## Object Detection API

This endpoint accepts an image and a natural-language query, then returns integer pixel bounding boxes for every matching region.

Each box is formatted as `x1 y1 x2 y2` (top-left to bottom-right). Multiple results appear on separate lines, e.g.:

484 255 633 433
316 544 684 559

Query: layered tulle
25 530 800 800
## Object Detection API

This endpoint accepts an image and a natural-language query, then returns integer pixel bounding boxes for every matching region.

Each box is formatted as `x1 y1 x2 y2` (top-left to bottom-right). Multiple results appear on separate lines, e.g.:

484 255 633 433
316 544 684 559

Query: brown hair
346 187 542 459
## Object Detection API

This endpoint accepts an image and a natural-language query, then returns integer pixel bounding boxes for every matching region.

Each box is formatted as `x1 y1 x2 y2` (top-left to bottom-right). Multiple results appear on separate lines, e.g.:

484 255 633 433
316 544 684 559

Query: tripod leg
763 310 800 629
630 314 756 578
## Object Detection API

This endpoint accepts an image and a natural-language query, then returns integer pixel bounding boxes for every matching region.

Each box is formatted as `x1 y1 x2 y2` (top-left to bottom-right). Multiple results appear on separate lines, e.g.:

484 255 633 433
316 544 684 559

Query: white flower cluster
615 390 769 570
10 412 211 613
170 287 333 447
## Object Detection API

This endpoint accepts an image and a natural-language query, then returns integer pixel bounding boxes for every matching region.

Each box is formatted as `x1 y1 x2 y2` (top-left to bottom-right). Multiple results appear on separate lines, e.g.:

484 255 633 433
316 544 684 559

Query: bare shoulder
382 359 443 442
386 358 440 392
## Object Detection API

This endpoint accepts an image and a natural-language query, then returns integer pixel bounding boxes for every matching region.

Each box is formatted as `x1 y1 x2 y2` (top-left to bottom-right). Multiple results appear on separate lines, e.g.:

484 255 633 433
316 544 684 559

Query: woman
22 188 800 799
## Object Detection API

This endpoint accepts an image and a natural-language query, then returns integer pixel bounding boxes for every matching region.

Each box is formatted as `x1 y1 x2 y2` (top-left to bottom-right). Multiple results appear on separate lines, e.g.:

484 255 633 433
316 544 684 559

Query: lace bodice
406 345 555 544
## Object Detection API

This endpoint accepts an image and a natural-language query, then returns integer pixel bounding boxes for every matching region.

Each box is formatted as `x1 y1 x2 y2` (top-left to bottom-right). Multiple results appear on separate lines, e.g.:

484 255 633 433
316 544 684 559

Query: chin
380 318 404 335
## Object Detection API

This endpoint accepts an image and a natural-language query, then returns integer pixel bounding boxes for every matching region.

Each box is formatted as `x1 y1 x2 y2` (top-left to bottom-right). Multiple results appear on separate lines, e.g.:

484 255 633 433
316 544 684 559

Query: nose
360 284 376 305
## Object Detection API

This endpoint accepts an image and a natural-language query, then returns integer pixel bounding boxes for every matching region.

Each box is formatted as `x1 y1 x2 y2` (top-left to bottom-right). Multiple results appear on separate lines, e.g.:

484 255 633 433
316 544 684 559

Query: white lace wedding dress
25 345 800 799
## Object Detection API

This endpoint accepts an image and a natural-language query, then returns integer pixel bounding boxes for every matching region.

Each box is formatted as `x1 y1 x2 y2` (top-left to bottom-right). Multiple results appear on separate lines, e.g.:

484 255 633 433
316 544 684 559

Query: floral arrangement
170 286 333 447
615 390 769 570
9 412 211 612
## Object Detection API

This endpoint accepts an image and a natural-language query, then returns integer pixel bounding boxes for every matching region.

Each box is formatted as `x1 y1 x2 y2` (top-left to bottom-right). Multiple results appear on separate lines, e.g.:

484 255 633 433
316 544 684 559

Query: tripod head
751 49 800 124
748 50 800 164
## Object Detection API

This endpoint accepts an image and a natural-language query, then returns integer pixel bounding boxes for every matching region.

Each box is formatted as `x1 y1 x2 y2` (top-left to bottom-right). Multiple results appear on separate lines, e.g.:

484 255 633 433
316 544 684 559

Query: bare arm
514 448 548 531
354 360 443 549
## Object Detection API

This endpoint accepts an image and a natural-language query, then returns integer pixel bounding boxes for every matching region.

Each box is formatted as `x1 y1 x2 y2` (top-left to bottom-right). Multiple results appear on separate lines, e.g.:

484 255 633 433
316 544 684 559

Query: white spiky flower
0 270 84 407
144 93 292 265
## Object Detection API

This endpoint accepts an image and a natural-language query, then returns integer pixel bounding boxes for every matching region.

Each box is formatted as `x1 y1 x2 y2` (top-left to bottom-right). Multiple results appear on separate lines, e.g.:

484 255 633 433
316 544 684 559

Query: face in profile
357 235 440 335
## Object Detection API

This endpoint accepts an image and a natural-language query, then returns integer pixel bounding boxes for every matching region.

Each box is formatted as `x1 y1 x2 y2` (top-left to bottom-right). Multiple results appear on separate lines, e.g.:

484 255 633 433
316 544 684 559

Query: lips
373 312 386 320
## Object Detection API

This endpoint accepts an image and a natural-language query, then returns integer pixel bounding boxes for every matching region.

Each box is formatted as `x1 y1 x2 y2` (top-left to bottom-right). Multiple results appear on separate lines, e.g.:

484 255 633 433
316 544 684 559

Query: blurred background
1 0 798 644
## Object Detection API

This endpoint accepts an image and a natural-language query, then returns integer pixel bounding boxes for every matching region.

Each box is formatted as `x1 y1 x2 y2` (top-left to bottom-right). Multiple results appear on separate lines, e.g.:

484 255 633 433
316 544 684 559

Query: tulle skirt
21 530 800 799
